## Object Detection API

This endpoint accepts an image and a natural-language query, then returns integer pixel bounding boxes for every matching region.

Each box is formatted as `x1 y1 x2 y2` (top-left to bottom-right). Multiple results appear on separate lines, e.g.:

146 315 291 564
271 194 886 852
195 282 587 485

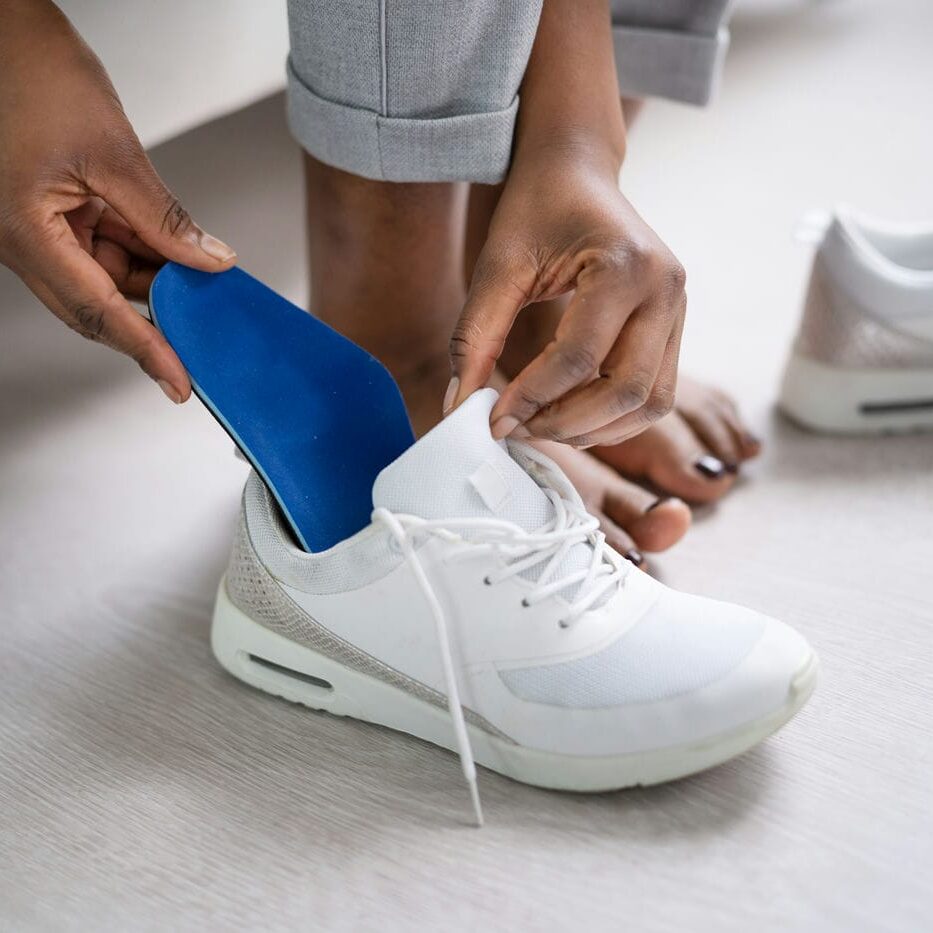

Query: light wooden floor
1 2 931 929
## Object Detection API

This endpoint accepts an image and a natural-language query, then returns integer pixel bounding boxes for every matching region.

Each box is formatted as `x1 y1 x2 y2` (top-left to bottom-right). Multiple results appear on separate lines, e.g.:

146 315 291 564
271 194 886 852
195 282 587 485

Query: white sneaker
780 206 933 433
214 390 817 823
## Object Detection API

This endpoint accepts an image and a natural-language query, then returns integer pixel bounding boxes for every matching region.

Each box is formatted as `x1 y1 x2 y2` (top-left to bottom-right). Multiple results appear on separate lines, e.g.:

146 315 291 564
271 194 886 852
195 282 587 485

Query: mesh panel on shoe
498 590 766 708
244 472 401 594
227 489 514 742
796 255 933 368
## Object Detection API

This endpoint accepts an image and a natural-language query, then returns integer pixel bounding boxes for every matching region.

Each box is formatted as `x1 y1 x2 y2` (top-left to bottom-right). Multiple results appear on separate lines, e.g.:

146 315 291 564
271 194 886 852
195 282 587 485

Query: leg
304 154 468 437
305 154 686 564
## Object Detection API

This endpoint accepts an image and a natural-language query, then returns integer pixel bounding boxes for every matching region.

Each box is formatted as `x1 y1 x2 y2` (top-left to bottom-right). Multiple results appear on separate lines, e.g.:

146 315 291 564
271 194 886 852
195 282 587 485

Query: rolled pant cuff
613 25 730 106
286 58 518 184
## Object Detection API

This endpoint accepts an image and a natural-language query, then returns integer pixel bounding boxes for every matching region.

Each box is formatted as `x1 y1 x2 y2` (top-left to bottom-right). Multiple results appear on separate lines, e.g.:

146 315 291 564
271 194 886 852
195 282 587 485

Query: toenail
645 497 669 513
695 455 726 479
724 461 740 475
624 548 644 566
743 432 761 447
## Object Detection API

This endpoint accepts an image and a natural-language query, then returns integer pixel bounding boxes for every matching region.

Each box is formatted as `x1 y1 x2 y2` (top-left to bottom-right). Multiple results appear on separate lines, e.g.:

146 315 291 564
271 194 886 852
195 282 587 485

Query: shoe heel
211 577 356 715
780 351 933 434
210 576 503 765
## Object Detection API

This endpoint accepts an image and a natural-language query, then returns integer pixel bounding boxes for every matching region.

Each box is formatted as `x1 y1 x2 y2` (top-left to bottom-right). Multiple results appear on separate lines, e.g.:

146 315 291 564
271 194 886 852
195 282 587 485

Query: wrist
513 124 626 181
512 0 627 181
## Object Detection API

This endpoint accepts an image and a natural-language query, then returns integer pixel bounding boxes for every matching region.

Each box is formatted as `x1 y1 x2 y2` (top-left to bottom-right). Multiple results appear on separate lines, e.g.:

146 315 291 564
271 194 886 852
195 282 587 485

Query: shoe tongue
372 389 551 530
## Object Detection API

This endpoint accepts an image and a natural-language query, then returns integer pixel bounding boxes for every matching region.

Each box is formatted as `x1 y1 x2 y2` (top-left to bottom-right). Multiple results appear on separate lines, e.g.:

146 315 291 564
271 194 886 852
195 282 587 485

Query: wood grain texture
2 3 932 929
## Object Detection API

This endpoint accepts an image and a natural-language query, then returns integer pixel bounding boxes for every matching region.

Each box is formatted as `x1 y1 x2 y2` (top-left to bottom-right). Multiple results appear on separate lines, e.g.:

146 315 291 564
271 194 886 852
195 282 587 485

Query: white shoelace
372 489 629 827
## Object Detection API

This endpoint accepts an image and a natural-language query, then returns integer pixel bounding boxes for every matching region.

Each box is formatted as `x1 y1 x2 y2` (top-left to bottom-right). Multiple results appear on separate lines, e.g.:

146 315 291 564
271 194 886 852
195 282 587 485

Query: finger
448 253 534 412
91 236 160 300
563 300 685 448
95 206 166 265
90 139 236 270
65 202 162 297
490 266 640 438
523 298 673 442
66 200 164 266
18 219 190 400
64 198 107 253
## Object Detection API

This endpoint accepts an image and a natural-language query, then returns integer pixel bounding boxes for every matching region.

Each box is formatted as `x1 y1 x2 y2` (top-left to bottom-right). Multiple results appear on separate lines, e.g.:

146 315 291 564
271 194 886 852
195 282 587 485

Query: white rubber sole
780 350 933 434
211 578 818 793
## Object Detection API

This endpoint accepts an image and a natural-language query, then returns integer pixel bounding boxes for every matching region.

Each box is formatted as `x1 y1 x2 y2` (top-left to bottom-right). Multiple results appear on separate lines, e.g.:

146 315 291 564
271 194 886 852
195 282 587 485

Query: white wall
58 0 289 147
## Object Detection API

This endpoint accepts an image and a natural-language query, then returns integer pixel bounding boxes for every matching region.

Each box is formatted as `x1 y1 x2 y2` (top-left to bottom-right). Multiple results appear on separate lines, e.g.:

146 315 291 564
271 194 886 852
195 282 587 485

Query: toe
521 438 690 555
678 405 743 471
591 509 646 568
623 496 692 552
601 477 692 553
680 390 761 465
597 413 737 505
719 402 762 460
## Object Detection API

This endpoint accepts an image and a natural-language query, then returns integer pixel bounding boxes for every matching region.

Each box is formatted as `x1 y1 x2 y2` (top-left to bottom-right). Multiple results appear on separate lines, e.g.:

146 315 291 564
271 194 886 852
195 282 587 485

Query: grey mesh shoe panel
226 499 514 743
243 472 402 595
795 256 933 369
499 589 764 708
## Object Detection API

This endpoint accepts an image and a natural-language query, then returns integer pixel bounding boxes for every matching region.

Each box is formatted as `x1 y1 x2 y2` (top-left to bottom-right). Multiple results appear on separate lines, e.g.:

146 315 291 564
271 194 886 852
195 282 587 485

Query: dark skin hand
0 0 236 402
447 0 686 447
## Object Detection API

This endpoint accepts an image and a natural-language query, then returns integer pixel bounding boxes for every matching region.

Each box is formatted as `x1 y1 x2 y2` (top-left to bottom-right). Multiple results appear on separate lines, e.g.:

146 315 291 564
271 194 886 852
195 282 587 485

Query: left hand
447 145 686 448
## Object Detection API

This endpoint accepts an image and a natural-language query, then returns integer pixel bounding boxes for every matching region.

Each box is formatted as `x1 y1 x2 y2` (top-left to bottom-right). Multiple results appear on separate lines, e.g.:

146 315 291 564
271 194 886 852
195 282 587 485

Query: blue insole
149 263 415 552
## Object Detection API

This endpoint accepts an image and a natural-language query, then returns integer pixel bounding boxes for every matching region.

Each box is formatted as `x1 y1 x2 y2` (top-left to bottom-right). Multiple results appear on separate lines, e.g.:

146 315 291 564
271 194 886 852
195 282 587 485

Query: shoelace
372 489 629 827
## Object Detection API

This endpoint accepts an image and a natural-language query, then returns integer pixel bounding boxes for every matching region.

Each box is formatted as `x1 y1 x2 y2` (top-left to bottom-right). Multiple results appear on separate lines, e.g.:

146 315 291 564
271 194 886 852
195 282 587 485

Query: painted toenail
624 548 644 566
695 455 726 479
724 461 740 475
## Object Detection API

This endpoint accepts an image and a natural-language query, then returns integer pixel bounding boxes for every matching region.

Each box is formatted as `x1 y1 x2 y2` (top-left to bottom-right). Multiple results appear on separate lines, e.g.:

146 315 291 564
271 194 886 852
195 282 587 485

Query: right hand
0 0 236 402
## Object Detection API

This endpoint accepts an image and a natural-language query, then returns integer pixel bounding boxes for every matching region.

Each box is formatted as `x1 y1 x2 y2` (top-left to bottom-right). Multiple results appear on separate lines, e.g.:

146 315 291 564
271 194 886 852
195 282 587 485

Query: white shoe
214 390 817 823
780 206 933 433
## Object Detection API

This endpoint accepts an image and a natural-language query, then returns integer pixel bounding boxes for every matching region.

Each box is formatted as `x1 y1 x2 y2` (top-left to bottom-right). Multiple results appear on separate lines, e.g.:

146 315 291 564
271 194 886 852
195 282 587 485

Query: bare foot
527 438 691 567
594 376 762 504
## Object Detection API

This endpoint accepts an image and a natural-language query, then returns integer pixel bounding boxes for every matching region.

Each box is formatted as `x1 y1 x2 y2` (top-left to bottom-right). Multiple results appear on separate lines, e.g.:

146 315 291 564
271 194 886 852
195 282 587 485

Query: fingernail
511 424 532 439
157 379 183 404
645 496 669 513
624 548 644 566
491 415 522 439
197 232 236 263
443 376 459 415
695 455 726 479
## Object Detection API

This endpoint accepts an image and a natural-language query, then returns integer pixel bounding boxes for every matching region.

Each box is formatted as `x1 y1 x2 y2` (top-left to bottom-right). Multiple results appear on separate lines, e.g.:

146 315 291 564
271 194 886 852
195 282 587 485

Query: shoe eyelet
483 575 492 586
521 598 530 608
558 619 569 629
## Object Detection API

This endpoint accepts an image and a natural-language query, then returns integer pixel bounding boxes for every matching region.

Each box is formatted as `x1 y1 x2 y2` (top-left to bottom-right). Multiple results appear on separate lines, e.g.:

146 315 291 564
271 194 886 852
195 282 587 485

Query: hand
448 144 686 447
0 0 236 402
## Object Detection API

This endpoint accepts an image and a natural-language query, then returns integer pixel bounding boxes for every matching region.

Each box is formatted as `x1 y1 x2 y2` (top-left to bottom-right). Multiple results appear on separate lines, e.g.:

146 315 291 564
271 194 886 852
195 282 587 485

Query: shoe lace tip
468 779 484 828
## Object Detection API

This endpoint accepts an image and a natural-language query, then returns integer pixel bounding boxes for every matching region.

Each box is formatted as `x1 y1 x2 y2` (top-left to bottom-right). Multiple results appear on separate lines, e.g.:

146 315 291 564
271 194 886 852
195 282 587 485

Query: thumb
92 138 236 271
446 255 527 414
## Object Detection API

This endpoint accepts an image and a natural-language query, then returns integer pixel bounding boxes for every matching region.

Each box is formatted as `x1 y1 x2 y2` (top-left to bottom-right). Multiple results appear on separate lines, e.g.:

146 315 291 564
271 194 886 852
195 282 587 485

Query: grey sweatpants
286 1 733 184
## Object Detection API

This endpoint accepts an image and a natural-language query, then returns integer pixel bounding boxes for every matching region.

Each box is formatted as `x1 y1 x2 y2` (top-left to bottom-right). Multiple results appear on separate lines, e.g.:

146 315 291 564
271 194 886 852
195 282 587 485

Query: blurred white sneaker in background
780 206 933 433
